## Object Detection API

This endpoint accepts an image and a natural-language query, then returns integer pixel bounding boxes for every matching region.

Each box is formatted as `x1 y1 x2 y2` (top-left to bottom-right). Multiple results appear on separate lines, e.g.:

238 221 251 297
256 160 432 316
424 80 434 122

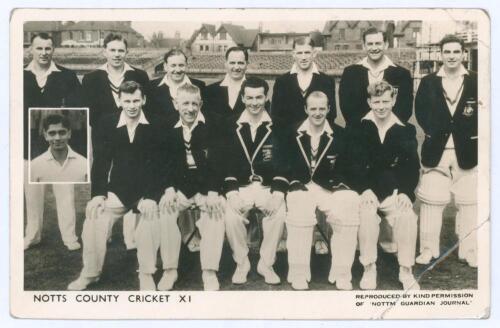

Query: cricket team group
23 26 478 292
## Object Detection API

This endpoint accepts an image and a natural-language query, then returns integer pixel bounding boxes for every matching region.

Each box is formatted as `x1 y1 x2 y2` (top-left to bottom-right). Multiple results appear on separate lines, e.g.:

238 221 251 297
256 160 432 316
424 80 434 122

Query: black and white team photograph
11 9 489 320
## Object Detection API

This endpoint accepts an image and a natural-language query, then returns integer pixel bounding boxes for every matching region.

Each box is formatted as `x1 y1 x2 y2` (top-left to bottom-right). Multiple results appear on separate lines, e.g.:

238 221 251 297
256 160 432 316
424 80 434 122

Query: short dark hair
103 33 128 49
240 76 269 96
30 32 54 45
119 81 144 98
225 46 248 62
367 80 396 98
43 114 70 131
362 27 387 43
439 34 465 51
293 36 315 49
164 48 188 63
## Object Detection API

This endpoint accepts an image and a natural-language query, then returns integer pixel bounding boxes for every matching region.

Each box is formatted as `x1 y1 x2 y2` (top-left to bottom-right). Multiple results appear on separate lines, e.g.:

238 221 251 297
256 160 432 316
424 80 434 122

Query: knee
417 171 451 205
451 173 477 205
328 190 361 226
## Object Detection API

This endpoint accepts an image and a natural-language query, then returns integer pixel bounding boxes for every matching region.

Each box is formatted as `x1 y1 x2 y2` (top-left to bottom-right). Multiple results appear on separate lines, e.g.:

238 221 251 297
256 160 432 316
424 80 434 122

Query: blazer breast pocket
261 144 273 162
327 154 338 170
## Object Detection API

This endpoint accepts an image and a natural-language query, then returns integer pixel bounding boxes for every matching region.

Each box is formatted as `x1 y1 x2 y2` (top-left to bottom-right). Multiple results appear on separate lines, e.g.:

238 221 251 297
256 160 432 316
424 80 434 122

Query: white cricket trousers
358 193 418 268
224 183 285 267
79 197 156 277
417 149 477 260
24 160 78 246
286 183 360 282
158 192 225 271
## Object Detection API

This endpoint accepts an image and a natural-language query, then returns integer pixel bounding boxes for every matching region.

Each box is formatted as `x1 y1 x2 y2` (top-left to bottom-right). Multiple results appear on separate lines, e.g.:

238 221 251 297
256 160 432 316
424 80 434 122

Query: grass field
24 183 477 291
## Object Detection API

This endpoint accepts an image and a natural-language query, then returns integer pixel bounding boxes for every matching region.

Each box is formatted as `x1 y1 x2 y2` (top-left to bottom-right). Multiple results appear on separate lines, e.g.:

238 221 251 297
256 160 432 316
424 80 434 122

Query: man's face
363 32 387 62
441 42 464 70
242 87 266 117
31 37 54 66
305 96 329 127
44 123 70 151
225 51 247 81
104 40 128 69
367 90 396 120
175 92 202 126
293 44 315 71
119 89 145 119
164 54 187 83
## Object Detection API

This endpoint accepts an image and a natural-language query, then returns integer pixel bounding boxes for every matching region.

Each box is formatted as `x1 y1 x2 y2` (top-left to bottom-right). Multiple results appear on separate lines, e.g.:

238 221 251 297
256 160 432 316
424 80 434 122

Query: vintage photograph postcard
10 8 490 319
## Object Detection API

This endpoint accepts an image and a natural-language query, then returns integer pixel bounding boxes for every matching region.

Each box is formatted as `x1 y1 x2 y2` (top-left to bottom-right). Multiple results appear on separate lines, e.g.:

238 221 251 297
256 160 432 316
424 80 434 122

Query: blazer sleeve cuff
224 177 239 194
271 176 289 194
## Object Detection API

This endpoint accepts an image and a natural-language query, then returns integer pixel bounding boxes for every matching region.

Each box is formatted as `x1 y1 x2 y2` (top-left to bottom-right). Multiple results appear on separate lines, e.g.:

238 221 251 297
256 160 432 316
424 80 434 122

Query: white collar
358 55 396 71
290 63 320 75
116 110 149 128
97 62 134 75
42 145 78 161
158 74 192 88
220 74 246 87
174 111 206 128
237 109 272 125
298 119 333 136
24 60 61 74
437 65 469 78
362 111 404 127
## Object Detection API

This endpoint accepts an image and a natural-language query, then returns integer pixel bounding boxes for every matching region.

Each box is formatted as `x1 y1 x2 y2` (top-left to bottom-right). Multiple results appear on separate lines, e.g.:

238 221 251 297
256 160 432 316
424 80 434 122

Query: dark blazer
91 111 161 208
154 112 222 200
283 121 364 193
146 77 206 120
204 80 246 117
82 66 150 128
353 120 420 202
271 71 337 128
221 113 288 194
415 70 478 169
23 63 82 159
339 63 413 126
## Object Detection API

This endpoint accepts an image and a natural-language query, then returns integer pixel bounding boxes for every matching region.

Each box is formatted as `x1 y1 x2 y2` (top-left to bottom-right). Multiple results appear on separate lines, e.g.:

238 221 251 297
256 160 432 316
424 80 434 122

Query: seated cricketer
151 84 226 291
68 81 162 291
30 114 87 183
222 77 288 285
355 81 420 291
283 91 363 291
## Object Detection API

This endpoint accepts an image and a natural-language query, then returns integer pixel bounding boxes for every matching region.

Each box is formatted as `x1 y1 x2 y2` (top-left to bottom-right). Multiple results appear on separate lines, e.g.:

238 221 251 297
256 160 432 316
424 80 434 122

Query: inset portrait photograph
29 108 89 183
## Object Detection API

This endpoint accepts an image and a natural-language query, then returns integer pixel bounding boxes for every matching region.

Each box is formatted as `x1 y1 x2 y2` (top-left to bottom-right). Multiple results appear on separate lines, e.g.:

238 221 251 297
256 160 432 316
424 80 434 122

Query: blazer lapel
236 122 254 164
453 73 473 119
312 131 334 176
252 121 273 162
296 130 311 171
435 75 453 119
99 70 120 112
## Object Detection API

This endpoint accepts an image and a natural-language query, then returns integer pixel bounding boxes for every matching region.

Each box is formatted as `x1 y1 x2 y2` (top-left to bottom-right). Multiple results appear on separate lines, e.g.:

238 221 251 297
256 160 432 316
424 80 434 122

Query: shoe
158 269 178 291
399 266 420 290
416 248 434 265
465 251 478 268
291 275 309 290
314 240 329 255
66 241 81 251
202 270 220 291
360 263 377 290
139 273 156 291
67 275 99 291
257 259 280 285
232 257 251 284
328 272 352 290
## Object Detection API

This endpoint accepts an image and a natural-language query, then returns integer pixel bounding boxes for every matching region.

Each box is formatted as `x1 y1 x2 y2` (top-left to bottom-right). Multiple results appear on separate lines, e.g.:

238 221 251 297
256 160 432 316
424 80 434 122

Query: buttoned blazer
339 64 413 126
221 113 288 194
415 70 477 169
146 77 206 120
352 120 420 202
82 66 149 128
271 71 337 128
23 64 82 159
91 111 162 208
282 122 364 193
153 112 223 200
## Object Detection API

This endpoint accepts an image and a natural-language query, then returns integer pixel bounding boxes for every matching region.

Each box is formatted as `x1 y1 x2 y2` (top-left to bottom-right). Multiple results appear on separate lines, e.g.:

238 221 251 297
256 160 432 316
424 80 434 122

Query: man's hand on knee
159 187 178 215
206 191 225 220
397 193 413 211
227 191 249 223
86 196 106 220
361 189 379 208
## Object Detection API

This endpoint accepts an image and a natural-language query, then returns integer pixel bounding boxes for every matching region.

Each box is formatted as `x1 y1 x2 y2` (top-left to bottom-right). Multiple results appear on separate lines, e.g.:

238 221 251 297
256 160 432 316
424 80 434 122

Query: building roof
186 23 217 48
322 20 385 34
258 32 310 37
217 23 259 48
63 21 140 34
394 21 423 34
